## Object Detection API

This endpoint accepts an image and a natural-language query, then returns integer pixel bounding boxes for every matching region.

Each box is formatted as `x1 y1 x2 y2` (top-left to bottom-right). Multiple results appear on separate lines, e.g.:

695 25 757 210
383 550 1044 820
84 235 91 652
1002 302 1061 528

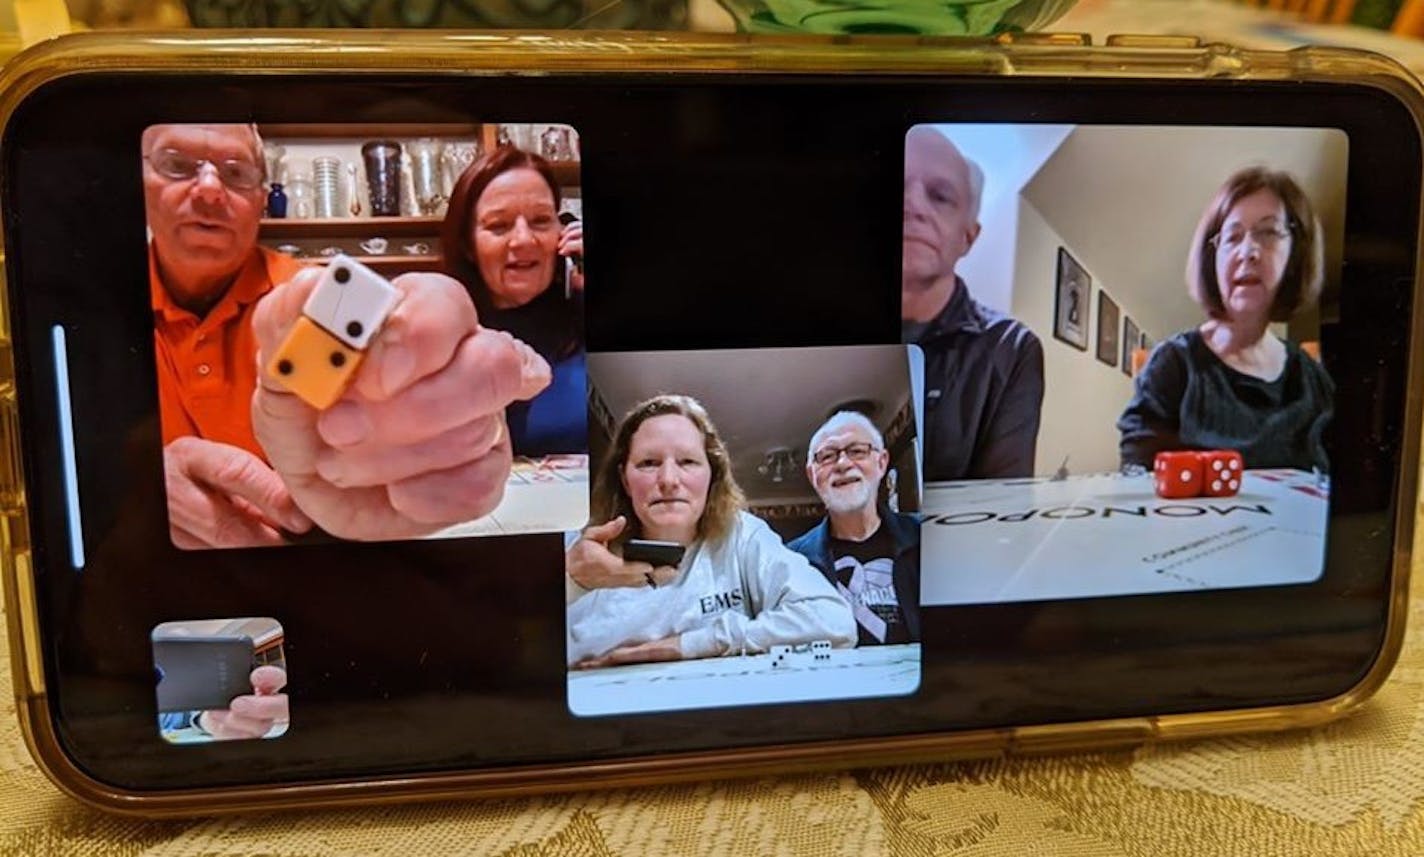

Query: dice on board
1153 450 1204 499
1199 450 1244 497
302 254 401 351
265 317 363 411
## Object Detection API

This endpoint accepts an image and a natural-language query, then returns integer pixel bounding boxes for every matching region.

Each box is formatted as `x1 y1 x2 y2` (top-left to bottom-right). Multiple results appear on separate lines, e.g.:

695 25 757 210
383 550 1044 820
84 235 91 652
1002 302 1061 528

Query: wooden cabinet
259 215 444 276
256 123 580 277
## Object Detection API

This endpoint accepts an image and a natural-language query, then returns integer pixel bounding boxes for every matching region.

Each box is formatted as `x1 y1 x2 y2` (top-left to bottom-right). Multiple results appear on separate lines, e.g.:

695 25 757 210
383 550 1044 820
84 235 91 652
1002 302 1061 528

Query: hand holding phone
622 538 686 568
250 267 553 541
154 635 258 713
197 665 290 742
558 213 584 295
567 516 681 591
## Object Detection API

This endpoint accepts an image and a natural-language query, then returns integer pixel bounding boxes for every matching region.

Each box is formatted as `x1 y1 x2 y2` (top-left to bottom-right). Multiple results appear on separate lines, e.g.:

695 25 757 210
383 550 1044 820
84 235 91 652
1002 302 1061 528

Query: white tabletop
431 457 589 539
567 643 922 717
921 468 1328 605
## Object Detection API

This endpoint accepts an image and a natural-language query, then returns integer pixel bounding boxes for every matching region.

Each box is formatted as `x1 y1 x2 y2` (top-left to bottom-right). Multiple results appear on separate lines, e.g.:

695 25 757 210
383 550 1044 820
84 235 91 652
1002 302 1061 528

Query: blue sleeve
158 710 199 732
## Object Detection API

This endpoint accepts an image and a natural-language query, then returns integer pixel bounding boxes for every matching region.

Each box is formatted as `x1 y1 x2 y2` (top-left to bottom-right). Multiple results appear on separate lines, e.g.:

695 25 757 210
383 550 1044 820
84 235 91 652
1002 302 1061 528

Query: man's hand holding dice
251 267 552 541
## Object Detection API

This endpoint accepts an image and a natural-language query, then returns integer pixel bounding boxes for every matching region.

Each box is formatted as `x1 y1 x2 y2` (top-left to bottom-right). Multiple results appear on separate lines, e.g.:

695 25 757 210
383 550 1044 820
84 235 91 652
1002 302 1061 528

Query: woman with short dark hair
1117 166 1334 473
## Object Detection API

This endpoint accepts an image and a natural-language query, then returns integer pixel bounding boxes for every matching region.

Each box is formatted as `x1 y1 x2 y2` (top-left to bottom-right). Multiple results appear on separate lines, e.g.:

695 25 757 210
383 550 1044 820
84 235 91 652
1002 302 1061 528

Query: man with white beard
786 412 921 646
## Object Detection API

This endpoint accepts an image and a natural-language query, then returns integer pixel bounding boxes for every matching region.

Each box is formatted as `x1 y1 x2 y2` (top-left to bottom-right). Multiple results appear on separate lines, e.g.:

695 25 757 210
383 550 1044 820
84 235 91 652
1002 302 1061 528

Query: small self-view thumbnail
153 617 289 744
567 344 923 717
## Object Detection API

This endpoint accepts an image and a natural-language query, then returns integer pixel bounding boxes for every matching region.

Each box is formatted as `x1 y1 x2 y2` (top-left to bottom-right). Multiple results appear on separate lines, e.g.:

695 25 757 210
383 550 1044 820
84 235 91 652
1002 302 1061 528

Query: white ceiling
1022 125 1348 338
589 345 913 503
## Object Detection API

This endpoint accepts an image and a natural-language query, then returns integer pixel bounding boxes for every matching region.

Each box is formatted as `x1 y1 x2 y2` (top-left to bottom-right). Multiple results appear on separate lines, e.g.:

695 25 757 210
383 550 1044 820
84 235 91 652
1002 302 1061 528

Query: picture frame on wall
1122 316 1140 377
1097 291 1120 367
1054 247 1090 351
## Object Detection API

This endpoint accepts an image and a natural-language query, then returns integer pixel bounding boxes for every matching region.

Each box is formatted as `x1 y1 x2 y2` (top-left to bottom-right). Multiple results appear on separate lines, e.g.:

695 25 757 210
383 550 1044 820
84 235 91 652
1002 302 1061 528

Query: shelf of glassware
259 216 444 275
259 216 442 239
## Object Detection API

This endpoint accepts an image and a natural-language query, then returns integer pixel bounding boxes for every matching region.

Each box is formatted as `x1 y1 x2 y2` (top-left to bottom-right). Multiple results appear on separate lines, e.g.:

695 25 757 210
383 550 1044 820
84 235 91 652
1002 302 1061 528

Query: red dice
1154 451 1204 499
1153 450 1242 499
1199 450 1243 497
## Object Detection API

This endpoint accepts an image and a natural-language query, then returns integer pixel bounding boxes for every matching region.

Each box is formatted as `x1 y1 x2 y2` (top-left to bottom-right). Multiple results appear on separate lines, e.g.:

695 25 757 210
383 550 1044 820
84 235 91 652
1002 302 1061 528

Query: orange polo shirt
151 245 305 461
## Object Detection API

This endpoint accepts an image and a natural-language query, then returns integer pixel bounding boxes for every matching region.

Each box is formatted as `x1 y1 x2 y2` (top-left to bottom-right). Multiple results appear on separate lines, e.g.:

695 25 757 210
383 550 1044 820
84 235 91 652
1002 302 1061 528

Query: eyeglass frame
144 147 266 192
1208 220 1296 254
810 442 883 468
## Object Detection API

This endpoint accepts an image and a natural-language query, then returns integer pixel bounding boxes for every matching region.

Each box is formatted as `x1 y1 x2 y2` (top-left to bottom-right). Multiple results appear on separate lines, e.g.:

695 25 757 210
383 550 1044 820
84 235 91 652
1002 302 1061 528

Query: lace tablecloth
2 571 1422 854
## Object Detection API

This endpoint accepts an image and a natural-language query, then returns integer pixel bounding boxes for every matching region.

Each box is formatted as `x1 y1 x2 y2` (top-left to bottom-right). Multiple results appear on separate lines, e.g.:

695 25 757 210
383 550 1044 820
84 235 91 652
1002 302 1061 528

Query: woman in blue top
441 146 586 457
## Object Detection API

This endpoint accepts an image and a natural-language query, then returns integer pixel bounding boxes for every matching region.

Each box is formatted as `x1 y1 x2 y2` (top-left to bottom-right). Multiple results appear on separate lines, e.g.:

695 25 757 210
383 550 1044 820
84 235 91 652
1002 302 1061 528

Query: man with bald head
902 126 1044 481
145 124 548 548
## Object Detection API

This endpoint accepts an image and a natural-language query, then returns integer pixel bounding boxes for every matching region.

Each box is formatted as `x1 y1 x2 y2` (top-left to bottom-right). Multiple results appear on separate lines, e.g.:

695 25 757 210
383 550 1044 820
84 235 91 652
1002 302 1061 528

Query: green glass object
184 0 689 29
717 0 1077 35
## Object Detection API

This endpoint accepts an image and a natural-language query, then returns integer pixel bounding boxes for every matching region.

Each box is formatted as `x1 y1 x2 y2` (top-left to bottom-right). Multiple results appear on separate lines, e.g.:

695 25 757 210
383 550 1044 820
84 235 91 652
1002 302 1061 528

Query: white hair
909 126 986 223
961 150 985 224
807 411 885 462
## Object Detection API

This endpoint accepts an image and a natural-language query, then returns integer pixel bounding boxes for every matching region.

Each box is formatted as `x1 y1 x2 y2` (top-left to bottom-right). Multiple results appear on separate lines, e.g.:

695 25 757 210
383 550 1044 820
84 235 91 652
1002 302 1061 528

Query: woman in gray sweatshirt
566 394 856 668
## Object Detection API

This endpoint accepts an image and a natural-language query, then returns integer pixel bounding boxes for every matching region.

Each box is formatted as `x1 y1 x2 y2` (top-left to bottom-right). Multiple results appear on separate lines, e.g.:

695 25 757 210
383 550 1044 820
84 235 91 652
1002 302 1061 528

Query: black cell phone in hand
152 635 254 714
0 30 1420 816
623 539 686 568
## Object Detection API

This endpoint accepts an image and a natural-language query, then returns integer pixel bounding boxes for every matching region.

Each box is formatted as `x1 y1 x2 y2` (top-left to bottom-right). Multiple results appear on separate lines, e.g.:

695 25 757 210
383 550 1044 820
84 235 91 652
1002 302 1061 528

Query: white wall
1013 125 1349 476
1013 200 1133 475
1022 125 1348 341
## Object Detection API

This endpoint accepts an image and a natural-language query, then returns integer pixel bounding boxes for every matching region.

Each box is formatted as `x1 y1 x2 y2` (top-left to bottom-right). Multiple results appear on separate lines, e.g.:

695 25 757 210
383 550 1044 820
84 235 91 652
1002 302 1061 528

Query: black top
903 280 1045 481
827 523 911 646
786 509 921 645
1117 330 1334 472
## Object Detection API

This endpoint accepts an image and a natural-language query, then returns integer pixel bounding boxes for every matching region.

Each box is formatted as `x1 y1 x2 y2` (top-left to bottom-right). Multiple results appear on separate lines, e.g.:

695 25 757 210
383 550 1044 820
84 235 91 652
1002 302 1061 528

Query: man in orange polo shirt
147 124 549 549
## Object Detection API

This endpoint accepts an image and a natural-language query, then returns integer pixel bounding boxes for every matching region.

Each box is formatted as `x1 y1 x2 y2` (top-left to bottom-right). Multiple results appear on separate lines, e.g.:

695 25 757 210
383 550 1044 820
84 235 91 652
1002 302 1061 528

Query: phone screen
3 70 1414 792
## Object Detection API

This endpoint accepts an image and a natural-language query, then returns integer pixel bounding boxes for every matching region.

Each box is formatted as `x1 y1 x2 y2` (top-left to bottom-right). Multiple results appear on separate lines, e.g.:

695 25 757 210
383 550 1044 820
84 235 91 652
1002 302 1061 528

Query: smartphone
559 210 584 301
622 539 686 568
0 31 1419 815
152 635 255 713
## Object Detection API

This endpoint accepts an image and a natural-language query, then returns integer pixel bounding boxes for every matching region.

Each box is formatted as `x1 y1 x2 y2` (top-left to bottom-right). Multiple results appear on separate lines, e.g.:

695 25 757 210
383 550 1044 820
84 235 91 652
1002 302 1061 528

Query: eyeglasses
1210 223 1293 253
145 148 264 191
811 442 880 467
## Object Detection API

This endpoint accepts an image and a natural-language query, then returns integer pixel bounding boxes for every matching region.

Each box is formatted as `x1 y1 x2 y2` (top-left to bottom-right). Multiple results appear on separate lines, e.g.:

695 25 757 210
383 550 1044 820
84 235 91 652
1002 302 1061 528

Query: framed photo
1122 316 1140 376
1097 291 1120 367
1053 247 1090 351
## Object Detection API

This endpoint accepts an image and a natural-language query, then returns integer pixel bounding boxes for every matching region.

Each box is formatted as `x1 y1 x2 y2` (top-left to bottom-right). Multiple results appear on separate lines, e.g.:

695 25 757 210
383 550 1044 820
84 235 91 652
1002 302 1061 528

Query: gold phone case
0 29 1419 816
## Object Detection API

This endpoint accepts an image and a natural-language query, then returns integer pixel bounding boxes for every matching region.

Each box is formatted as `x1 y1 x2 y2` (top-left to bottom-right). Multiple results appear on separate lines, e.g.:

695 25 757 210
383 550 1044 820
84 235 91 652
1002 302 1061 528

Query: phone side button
1007 719 1156 756
993 32 1091 47
10 548 45 696
1105 34 1204 49
0 339 22 516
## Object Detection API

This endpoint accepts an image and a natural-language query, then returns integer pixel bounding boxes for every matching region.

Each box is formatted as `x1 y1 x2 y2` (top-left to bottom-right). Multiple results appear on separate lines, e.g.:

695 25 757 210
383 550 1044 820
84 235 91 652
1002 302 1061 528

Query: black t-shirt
828 523 910 646
1117 330 1334 472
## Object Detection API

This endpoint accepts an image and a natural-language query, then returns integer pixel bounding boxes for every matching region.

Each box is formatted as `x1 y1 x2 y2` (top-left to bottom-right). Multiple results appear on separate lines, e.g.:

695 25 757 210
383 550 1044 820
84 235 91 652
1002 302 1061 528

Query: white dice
302 254 401 350
769 641 833 669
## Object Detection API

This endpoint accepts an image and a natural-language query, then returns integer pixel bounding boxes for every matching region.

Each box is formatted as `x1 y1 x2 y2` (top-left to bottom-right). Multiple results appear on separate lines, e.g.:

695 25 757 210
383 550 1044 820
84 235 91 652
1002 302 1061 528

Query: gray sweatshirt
567 511 857 665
